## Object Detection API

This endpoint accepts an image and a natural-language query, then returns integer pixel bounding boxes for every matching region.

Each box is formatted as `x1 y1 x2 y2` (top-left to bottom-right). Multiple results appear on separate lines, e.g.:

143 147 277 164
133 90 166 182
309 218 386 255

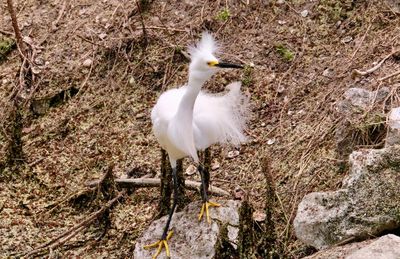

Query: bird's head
188 32 242 81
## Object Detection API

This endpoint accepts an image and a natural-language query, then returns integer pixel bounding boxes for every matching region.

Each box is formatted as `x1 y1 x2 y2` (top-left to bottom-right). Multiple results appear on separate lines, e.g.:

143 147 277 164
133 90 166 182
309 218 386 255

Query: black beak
215 62 243 69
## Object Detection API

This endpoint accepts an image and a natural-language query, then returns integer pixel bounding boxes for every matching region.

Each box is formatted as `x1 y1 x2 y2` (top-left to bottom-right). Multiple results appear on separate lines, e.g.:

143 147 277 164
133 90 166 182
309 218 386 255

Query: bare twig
86 177 230 197
135 0 148 47
349 23 372 61
6 0 25 60
352 49 400 77
135 26 186 32
0 28 14 36
6 0 39 104
379 69 400 81
76 48 95 96
23 192 124 257
200 1 207 23
167 42 190 60
51 0 70 31
38 188 94 216
76 34 106 48
28 157 45 167
283 1 301 15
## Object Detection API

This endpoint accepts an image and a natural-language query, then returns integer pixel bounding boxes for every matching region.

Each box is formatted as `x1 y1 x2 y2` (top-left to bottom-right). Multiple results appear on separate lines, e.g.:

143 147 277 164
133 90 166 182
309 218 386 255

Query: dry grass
1 0 400 258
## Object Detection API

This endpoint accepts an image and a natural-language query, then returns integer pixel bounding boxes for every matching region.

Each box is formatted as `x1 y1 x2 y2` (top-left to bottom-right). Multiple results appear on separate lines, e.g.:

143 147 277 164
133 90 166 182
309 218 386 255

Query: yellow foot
198 201 221 224
143 230 174 259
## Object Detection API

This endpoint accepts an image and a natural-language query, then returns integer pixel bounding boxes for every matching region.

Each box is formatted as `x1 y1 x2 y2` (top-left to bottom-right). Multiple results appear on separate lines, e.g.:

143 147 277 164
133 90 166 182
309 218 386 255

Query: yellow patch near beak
207 60 219 67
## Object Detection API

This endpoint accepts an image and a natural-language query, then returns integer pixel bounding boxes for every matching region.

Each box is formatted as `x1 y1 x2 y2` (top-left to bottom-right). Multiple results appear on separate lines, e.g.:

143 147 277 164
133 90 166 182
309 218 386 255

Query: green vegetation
0 37 16 62
216 8 230 21
317 0 353 23
241 65 254 87
275 44 294 62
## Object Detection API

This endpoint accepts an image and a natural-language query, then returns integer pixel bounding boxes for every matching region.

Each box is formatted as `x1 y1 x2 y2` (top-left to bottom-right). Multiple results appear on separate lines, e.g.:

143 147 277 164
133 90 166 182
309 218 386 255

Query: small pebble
227 150 240 159
82 59 93 67
129 76 136 86
277 85 285 93
253 211 267 222
300 10 309 17
211 161 220 171
98 33 107 40
136 113 145 119
234 186 245 200
341 36 353 44
185 165 197 176
266 73 276 83
323 68 333 77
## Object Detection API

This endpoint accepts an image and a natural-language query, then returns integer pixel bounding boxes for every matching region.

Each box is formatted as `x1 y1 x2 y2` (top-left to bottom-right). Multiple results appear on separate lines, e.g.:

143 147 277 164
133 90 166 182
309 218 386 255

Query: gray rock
134 200 240 259
386 107 400 147
294 147 400 249
347 234 400 259
304 238 374 259
385 0 400 14
334 87 388 161
304 234 400 259
343 88 372 109
336 87 389 115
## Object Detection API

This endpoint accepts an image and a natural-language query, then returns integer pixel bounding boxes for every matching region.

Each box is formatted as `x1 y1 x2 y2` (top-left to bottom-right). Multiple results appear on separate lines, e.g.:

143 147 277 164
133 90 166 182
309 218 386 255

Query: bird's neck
175 72 209 120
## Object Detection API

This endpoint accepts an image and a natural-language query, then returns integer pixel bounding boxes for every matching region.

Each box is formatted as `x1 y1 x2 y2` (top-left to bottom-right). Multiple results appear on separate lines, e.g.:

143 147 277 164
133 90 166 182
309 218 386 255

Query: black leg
158 149 172 218
203 148 211 179
160 166 178 240
197 163 220 223
198 148 211 199
175 158 187 210
197 164 209 203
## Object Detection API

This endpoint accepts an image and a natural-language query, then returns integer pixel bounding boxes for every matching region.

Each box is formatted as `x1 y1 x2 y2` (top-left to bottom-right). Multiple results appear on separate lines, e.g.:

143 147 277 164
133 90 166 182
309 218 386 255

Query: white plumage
151 32 249 166
144 32 249 259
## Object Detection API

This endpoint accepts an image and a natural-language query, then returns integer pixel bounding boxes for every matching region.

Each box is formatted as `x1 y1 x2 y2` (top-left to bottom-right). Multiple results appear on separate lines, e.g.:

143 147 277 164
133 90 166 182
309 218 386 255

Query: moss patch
0 37 16 62
275 45 294 62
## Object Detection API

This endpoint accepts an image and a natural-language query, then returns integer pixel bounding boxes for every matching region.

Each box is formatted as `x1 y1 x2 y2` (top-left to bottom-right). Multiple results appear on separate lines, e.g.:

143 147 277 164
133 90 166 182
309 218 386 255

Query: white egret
144 32 249 258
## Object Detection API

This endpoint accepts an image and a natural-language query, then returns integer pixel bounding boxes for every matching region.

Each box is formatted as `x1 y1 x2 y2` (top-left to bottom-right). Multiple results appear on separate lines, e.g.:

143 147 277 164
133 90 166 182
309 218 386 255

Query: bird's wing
151 86 199 162
151 87 186 123
151 87 186 150
193 81 250 150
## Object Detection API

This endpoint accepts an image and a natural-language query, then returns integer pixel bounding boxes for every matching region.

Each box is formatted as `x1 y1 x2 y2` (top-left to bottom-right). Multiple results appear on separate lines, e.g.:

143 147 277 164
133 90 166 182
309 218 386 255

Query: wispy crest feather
188 32 219 60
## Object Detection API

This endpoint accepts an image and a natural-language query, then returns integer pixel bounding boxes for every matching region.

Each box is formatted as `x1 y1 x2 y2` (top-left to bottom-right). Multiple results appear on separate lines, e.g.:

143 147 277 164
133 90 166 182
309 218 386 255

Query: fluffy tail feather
223 81 250 145
193 81 250 149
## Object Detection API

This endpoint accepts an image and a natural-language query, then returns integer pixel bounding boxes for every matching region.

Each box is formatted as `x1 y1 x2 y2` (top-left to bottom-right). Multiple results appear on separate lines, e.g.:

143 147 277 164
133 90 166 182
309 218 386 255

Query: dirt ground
1 0 399 258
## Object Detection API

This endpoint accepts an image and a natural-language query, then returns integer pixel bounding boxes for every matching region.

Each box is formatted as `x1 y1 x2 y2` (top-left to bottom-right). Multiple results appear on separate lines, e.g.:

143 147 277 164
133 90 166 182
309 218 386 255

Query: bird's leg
158 149 172 218
175 158 187 209
144 167 178 259
197 164 220 224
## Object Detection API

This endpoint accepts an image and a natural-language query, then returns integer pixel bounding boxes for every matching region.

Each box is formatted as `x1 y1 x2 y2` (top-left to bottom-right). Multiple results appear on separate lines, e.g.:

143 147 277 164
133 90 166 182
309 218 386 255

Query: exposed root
86 177 230 197
22 191 125 258
352 49 400 77
379 69 400 81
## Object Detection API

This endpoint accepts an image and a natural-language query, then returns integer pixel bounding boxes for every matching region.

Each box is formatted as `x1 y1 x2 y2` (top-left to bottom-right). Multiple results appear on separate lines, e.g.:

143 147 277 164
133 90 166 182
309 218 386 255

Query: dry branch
349 23 372 61
136 26 186 32
352 49 400 77
379 69 400 81
23 192 124 257
135 0 148 47
6 0 25 58
0 28 14 36
86 178 230 197
51 0 69 31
